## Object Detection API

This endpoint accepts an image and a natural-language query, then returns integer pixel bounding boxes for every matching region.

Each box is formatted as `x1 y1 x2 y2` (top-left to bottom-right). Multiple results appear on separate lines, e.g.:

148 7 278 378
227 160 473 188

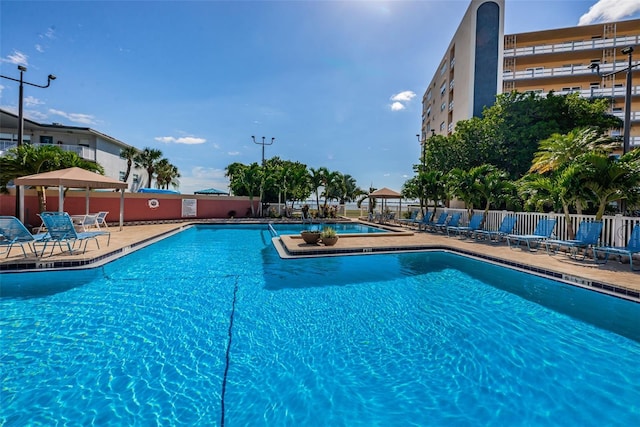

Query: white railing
612 110 640 121
504 35 640 57
503 60 640 81
424 208 639 247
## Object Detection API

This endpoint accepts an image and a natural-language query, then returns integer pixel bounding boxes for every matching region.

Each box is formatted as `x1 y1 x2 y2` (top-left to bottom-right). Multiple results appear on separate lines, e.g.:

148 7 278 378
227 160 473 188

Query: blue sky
2 0 639 194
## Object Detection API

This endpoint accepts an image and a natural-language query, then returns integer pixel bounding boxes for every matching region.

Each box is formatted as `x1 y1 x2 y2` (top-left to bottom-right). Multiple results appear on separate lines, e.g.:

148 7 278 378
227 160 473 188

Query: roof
138 188 180 194
369 187 402 198
14 167 129 189
194 188 228 195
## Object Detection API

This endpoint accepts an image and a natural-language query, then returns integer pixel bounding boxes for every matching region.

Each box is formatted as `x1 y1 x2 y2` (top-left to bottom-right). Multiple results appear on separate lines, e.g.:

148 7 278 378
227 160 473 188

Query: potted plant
321 226 339 246
300 229 321 244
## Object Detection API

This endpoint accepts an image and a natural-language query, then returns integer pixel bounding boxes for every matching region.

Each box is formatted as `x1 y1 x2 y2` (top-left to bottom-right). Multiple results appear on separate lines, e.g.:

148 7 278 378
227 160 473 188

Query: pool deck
1 219 638 302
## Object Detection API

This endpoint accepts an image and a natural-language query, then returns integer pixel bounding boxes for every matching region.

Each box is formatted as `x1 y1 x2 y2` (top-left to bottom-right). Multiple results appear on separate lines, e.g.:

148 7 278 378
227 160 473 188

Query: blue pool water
270 222 387 234
1 225 639 426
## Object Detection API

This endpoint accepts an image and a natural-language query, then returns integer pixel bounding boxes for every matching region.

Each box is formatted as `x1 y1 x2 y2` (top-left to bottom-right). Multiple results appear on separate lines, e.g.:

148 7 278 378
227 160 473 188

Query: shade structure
368 187 403 215
14 167 128 230
194 188 228 195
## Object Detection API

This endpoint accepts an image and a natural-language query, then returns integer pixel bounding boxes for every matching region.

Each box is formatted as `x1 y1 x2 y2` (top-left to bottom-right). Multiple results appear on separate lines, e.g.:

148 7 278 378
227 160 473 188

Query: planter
301 231 321 244
322 236 339 246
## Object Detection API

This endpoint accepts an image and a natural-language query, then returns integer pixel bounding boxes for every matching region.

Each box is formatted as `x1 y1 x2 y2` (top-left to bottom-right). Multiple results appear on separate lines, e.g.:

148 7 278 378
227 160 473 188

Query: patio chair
413 211 433 230
38 211 110 257
432 212 461 233
593 224 640 271
421 212 448 232
506 218 557 252
472 215 517 243
0 216 49 258
544 220 603 260
447 213 484 238
95 211 109 229
396 210 419 227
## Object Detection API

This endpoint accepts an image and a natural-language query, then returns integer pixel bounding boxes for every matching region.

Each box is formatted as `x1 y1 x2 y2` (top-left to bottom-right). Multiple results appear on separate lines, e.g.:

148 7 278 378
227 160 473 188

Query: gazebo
368 187 403 220
194 188 228 195
14 167 129 230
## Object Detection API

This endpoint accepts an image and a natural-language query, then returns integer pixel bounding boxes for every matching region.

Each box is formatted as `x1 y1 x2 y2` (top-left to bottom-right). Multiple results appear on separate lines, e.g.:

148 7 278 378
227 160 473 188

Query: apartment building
503 19 640 149
420 0 640 151
420 0 505 140
0 109 145 191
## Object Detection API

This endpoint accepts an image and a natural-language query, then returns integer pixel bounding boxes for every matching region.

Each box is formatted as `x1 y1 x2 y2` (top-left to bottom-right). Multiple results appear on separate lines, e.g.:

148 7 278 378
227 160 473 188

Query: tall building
420 0 505 141
503 19 640 150
420 0 640 152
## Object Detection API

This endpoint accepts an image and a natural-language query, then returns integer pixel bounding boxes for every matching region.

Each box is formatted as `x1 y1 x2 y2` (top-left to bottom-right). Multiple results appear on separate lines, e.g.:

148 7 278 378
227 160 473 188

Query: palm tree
134 147 163 188
119 146 139 188
155 159 180 190
471 165 515 227
225 162 262 216
308 167 326 212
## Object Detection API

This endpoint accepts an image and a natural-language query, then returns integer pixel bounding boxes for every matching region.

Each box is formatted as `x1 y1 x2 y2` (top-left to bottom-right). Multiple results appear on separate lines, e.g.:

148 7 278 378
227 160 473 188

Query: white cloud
389 90 416 111
35 44 44 53
49 109 97 125
390 91 416 102
228 151 241 156
578 0 640 25
154 136 206 145
24 96 44 107
2 50 28 65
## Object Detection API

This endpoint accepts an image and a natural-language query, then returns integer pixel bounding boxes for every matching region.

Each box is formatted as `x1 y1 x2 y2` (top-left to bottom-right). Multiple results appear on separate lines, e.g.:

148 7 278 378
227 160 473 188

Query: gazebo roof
14 167 128 189
369 187 402 198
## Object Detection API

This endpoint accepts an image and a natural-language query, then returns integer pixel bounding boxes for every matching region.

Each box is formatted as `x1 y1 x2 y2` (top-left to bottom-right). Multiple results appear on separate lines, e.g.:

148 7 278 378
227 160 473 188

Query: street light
0 65 57 220
251 135 275 216
588 46 637 155
416 129 436 170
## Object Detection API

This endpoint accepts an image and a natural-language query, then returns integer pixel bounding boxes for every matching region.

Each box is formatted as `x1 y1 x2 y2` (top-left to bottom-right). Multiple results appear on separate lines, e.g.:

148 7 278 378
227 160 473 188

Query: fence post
613 214 625 247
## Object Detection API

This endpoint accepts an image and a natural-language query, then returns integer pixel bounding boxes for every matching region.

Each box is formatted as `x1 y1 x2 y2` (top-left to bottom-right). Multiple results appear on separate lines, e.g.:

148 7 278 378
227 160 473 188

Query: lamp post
251 135 275 217
416 129 436 171
0 66 57 220
588 46 637 155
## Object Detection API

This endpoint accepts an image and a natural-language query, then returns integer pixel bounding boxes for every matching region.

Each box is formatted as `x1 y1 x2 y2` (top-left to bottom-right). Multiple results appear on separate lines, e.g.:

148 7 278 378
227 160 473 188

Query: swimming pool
270 222 387 235
1 225 639 425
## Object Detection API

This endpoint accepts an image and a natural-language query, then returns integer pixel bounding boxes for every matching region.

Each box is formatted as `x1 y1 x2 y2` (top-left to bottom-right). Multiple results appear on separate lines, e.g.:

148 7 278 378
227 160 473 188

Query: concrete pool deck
1 219 638 302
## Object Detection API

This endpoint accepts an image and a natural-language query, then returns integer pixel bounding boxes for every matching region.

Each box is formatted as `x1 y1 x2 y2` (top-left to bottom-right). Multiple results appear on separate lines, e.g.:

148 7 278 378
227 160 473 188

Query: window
440 102 446 112
426 106 431 117
40 135 53 144
440 82 447 96
439 62 447 76
426 90 432 102
439 121 445 131
133 174 140 184
119 171 126 181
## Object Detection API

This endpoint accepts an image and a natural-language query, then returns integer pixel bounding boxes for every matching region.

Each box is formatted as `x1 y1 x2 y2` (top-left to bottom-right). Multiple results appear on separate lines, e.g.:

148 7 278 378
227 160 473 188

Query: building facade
421 0 640 151
0 109 145 192
420 0 505 141
503 19 640 149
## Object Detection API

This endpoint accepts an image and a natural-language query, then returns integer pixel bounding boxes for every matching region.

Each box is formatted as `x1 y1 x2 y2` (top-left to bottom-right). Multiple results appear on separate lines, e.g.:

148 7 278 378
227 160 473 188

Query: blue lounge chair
506 218 557 252
447 213 484 238
38 211 110 257
545 220 603 260
433 212 461 233
396 210 419 227
422 212 449 232
412 211 433 230
0 216 49 258
472 215 517 243
593 224 640 271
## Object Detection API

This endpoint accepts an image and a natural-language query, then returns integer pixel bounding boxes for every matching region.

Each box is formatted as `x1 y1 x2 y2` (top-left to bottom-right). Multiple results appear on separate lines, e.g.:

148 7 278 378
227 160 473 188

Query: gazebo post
58 185 64 212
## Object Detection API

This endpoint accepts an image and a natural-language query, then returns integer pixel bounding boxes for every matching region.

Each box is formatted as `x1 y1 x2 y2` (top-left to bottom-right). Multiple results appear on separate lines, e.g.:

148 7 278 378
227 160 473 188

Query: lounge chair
506 218 557 252
38 211 110 257
593 224 640 271
396 210 419 227
433 212 461 233
447 213 484 238
545 220 603 260
422 212 448 232
472 215 517 243
0 216 49 258
413 211 433 230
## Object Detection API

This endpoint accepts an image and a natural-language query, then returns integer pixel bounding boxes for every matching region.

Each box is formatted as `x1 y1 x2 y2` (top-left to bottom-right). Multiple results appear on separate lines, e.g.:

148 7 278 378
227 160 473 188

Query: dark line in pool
220 276 239 427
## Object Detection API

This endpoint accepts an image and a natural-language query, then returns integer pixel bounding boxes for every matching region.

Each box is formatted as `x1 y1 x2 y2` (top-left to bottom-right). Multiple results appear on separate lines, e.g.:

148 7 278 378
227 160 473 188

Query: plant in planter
321 226 339 246
300 229 321 244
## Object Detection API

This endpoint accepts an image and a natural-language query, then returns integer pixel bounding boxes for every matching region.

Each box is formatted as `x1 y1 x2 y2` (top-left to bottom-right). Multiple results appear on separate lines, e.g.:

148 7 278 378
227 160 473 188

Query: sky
1 0 640 195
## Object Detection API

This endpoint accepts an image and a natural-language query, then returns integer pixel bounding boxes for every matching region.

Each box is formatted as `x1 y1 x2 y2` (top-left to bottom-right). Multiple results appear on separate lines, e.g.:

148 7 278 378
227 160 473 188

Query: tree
134 147 163 188
225 162 262 216
119 146 139 187
155 159 180 190
0 144 103 212
308 167 327 212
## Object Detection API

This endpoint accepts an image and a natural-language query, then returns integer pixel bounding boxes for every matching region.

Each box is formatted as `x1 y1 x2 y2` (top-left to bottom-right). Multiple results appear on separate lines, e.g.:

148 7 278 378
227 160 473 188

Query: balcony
535 85 640 99
503 60 640 81
0 142 96 161
611 110 640 121
504 35 640 57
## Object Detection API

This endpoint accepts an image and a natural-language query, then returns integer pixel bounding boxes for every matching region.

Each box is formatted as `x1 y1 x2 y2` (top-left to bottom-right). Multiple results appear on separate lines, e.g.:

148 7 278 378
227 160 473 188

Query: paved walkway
1 219 638 301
